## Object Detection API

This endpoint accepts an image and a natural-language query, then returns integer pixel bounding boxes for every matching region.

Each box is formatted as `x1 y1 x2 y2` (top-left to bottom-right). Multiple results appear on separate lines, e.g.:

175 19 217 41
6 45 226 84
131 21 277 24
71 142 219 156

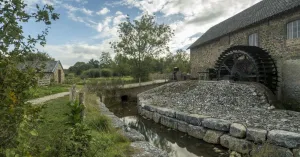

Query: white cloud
94 12 127 38
81 8 93 16
119 0 262 51
97 7 110 15
40 39 115 68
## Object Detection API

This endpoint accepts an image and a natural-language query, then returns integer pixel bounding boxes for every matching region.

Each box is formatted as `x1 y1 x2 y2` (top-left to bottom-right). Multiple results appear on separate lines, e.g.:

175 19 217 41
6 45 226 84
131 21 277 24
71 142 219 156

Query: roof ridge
189 0 300 49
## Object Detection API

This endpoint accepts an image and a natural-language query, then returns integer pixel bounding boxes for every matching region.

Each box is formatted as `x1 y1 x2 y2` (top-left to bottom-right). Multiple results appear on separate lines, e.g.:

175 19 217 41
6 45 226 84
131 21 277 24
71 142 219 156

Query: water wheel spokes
214 46 278 93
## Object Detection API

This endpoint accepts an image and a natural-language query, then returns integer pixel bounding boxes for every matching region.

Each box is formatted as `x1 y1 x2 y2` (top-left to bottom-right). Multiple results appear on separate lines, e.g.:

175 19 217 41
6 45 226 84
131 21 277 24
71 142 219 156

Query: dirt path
27 92 69 105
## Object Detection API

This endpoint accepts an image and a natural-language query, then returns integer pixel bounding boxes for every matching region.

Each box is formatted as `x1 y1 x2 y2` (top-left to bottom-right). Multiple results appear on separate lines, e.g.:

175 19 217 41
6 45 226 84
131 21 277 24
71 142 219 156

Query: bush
81 69 101 79
100 68 112 77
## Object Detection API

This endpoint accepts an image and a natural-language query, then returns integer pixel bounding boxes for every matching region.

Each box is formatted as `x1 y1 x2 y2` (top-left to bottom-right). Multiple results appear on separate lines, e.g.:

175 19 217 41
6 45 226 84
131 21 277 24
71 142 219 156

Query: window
249 33 258 46
287 20 300 39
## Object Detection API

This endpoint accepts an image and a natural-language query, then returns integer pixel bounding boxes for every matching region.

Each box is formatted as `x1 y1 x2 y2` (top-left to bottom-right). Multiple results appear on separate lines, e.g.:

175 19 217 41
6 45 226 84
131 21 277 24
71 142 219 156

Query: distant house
18 60 65 86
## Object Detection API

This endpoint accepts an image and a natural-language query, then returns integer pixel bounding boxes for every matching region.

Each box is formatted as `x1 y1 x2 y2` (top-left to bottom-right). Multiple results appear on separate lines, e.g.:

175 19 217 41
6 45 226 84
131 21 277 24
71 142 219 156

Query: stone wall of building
190 9 300 108
52 63 65 83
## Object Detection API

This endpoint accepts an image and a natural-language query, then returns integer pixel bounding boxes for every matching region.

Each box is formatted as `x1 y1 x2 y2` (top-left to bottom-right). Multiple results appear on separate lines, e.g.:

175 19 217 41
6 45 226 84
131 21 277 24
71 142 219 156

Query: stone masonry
138 81 300 157
190 8 300 109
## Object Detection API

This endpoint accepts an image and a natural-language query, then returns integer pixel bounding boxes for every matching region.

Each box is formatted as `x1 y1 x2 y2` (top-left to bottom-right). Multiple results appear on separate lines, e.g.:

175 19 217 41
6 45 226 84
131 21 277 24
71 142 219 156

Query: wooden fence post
69 84 76 102
79 92 85 120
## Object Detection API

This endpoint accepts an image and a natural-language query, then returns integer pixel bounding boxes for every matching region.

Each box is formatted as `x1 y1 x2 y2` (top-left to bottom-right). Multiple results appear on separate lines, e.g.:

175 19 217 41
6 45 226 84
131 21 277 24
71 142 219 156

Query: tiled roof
189 0 300 49
18 60 61 73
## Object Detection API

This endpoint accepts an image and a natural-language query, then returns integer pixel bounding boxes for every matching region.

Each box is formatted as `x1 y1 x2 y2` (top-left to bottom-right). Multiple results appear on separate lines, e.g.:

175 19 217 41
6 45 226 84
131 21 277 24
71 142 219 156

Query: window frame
248 33 259 46
287 19 300 39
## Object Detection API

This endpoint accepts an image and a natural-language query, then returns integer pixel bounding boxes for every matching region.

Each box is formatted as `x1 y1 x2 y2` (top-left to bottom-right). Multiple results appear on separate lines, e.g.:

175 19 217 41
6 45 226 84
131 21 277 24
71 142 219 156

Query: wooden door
58 70 61 83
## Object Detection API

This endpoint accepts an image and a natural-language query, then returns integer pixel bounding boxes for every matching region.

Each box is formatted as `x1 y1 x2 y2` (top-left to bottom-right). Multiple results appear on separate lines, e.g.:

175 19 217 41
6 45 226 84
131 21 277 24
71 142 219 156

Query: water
105 98 228 157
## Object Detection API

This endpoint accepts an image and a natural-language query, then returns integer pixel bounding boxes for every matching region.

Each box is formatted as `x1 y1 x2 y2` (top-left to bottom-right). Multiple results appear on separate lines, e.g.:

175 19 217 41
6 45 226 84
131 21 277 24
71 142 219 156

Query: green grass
75 76 135 85
33 96 71 155
30 93 131 157
28 84 70 99
84 94 132 157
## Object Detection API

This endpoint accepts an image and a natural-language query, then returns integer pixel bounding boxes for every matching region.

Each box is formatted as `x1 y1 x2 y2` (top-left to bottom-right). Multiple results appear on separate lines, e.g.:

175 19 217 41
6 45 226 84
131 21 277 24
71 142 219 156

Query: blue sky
23 0 261 68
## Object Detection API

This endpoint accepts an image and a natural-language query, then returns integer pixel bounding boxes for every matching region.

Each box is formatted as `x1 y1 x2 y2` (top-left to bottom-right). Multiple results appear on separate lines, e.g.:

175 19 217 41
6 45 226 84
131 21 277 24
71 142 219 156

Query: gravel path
27 92 69 105
139 80 300 133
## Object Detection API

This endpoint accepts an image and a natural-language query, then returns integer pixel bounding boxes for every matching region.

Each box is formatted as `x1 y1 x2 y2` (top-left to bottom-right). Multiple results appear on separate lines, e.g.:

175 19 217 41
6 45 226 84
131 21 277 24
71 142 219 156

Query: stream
104 97 229 157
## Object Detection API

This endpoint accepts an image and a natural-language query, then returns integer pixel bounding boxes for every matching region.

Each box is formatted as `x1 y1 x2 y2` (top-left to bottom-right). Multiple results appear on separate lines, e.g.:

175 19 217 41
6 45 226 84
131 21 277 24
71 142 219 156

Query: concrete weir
137 81 300 157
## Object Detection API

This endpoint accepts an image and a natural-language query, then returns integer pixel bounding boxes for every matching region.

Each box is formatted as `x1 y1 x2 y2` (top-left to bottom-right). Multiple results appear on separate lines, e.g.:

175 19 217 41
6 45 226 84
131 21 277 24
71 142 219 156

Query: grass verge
84 93 132 157
31 93 131 156
27 84 70 99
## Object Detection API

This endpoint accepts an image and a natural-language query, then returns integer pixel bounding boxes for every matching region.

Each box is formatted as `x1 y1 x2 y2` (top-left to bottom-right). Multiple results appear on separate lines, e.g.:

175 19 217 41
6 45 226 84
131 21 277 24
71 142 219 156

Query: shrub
100 68 112 77
80 69 100 79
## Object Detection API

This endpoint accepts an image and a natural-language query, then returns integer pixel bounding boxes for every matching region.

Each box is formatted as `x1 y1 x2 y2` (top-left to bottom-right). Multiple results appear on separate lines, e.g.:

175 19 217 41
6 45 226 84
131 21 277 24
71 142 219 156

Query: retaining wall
138 97 300 157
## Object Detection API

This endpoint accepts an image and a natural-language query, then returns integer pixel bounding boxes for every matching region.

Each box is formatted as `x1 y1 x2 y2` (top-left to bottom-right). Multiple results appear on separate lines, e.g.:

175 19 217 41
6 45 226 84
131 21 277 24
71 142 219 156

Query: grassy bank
31 93 131 156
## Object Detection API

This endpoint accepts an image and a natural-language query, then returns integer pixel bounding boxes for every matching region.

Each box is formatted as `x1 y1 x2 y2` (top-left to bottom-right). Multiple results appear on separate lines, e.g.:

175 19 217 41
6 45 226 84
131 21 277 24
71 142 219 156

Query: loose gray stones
187 125 207 139
246 128 267 143
268 130 300 148
230 123 246 138
220 134 253 154
203 130 224 144
202 118 231 131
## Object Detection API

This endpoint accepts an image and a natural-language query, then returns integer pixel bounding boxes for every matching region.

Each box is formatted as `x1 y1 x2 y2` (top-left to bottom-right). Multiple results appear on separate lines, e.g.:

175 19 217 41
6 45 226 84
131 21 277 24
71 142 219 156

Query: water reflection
104 98 228 157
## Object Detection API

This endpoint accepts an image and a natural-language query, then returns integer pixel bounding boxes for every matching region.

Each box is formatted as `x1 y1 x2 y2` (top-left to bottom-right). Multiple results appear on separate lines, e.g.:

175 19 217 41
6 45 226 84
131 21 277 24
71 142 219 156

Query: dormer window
287 20 300 39
249 33 258 46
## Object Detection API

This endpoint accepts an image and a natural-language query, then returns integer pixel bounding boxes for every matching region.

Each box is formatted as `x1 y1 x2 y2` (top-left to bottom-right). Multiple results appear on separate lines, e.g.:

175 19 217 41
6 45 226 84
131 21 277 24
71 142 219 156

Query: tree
99 52 112 69
111 14 174 82
163 49 190 73
88 59 100 68
24 52 54 61
69 62 93 76
0 0 59 152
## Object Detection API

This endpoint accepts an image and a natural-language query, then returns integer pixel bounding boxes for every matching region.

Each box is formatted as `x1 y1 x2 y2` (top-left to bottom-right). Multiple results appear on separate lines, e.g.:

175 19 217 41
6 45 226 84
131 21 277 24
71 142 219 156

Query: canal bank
137 81 300 157
103 96 228 157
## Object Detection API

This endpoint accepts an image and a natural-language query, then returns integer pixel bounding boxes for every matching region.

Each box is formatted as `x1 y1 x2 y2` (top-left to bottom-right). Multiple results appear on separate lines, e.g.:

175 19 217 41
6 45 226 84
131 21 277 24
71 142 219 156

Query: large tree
0 0 59 152
111 14 173 82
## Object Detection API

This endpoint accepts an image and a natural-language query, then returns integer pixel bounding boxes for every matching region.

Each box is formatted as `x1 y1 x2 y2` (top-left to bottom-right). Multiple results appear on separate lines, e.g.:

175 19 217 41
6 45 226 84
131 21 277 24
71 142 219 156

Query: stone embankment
97 99 167 157
137 81 300 157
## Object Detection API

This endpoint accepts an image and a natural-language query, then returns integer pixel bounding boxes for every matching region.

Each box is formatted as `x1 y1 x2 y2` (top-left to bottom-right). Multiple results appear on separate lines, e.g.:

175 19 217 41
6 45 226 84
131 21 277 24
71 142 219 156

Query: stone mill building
189 0 300 110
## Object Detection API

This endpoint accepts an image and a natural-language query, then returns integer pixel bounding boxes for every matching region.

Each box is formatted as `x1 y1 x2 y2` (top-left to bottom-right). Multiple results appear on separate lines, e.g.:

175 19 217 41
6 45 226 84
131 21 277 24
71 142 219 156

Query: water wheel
214 46 278 93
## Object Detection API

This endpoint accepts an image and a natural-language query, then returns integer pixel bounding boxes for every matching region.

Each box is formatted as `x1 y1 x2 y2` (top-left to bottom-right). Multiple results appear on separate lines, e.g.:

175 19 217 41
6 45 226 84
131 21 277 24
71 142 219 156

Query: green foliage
23 52 54 62
55 123 92 157
69 62 93 76
99 52 113 69
111 14 174 81
0 0 59 152
100 68 112 77
66 100 85 125
27 84 69 99
87 115 112 132
81 68 101 78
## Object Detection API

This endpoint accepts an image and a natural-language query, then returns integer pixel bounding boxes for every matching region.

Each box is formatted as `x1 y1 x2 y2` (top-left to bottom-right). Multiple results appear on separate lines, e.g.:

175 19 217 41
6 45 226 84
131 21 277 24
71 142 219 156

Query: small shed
18 60 65 86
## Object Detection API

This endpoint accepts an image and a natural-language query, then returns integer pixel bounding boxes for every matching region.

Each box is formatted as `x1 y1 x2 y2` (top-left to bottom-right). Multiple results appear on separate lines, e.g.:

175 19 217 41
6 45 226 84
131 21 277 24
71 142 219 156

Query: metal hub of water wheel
214 46 278 93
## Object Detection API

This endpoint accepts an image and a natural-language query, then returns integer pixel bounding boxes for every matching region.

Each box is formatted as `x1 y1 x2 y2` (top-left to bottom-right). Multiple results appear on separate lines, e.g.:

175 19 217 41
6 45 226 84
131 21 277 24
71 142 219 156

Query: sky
23 0 261 68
